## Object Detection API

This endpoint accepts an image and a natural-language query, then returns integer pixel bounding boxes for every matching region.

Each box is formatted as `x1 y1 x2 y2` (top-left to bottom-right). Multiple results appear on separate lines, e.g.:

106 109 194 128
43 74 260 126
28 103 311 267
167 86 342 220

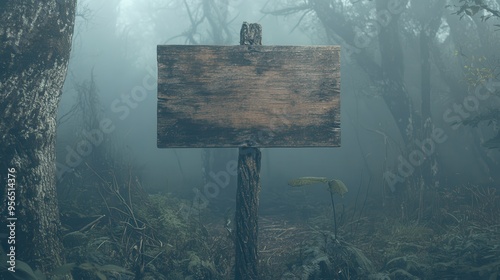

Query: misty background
55 0 500 214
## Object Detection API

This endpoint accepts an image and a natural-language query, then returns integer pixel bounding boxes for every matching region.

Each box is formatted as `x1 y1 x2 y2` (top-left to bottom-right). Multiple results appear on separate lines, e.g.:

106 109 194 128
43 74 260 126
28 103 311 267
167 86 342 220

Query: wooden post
234 22 262 280
235 147 261 279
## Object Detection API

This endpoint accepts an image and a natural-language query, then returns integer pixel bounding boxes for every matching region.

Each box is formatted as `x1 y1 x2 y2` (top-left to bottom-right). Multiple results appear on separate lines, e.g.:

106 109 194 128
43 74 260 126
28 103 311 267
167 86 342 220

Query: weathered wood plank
157 45 340 148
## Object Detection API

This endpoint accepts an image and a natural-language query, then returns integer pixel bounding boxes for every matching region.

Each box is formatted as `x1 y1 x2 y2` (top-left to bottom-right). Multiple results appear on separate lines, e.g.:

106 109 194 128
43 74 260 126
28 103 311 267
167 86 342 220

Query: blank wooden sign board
157 22 340 280
157 40 340 148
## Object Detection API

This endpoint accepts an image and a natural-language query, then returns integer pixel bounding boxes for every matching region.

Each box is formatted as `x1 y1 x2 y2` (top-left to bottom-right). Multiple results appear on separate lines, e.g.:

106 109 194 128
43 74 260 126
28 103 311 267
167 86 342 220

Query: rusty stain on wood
157 45 340 148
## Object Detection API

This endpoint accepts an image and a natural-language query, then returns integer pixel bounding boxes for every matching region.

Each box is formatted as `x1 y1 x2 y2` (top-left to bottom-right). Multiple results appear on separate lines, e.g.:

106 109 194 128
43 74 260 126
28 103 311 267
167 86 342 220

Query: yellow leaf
327 179 348 197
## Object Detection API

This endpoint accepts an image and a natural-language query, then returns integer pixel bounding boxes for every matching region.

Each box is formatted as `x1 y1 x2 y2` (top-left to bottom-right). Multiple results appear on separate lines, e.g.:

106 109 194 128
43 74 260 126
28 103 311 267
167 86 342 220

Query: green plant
288 177 348 239
52 262 134 280
462 109 500 149
0 260 46 280
291 232 375 279
0 246 46 280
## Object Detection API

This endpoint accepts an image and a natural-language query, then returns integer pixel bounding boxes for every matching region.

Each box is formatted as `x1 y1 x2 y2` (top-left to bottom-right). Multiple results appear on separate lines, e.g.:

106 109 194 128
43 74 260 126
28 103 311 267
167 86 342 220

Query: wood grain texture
157 45 340 148
235 147 261 280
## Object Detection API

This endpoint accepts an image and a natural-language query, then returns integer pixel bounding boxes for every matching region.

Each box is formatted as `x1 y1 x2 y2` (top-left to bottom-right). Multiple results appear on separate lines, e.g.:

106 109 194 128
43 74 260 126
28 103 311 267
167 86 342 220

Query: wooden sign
157 45 340 148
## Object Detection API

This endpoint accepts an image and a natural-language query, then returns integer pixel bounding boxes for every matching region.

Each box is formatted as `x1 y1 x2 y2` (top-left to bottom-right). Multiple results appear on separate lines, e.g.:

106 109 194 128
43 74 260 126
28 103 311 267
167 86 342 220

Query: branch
261 4 311 16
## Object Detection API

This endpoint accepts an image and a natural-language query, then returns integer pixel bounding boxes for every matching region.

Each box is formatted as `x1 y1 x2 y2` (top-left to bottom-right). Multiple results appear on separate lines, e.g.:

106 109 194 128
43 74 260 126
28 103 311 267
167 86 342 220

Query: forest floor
57 181 500 280
242 184 500 279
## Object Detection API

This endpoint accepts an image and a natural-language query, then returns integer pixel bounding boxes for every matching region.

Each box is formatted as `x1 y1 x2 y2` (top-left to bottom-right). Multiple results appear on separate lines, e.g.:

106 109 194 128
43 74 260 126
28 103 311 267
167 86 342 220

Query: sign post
157 22 340 279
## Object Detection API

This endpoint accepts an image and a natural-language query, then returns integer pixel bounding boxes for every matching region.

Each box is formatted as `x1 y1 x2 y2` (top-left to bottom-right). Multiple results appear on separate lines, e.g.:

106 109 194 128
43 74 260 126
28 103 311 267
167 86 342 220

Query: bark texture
235 147 261 280
0 0 76 275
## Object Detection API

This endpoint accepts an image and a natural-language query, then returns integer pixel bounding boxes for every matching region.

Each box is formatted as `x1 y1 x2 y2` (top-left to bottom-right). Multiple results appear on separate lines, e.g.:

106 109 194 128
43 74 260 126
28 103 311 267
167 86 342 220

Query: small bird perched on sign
240 22 262 46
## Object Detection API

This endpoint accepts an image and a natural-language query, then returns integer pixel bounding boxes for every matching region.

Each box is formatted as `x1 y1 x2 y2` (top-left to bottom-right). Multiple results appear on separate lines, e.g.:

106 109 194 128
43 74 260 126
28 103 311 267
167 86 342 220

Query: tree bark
0 0 76 276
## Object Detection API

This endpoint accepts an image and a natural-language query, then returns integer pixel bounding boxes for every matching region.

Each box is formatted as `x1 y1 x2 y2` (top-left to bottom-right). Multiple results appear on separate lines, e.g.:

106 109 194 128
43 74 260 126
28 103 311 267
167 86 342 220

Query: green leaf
5 260 40 280
51 263 76 276
99 264 134 275
327 179 348 197
288 177 329 187
34 269 46 280
288 177 349 197
78 262 96 271
95 271 107 280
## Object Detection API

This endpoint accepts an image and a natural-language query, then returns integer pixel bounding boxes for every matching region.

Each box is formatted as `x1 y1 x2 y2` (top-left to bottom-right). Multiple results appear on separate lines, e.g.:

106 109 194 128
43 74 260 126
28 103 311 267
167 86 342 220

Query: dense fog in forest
56 0 500 207
3 0 500 279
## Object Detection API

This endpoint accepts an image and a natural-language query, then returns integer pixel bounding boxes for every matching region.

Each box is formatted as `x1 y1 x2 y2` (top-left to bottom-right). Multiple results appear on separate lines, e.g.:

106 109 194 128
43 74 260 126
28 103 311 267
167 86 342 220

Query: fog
56 0 500 213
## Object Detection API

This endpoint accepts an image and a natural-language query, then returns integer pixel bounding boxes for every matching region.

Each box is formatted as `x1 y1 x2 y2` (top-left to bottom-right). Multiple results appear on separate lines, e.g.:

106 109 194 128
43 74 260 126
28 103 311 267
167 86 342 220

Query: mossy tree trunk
0 0 76 276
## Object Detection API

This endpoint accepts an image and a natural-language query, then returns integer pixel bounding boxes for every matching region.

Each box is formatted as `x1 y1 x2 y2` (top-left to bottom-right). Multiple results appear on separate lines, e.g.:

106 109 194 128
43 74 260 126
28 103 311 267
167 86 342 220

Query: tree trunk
0 0 76 276
375 0 413 144
416 4 442 220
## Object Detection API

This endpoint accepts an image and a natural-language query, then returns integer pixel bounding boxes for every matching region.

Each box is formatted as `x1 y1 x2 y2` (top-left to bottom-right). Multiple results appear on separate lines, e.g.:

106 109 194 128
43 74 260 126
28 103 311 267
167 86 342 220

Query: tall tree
411 0 444 221
0 0 77 275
